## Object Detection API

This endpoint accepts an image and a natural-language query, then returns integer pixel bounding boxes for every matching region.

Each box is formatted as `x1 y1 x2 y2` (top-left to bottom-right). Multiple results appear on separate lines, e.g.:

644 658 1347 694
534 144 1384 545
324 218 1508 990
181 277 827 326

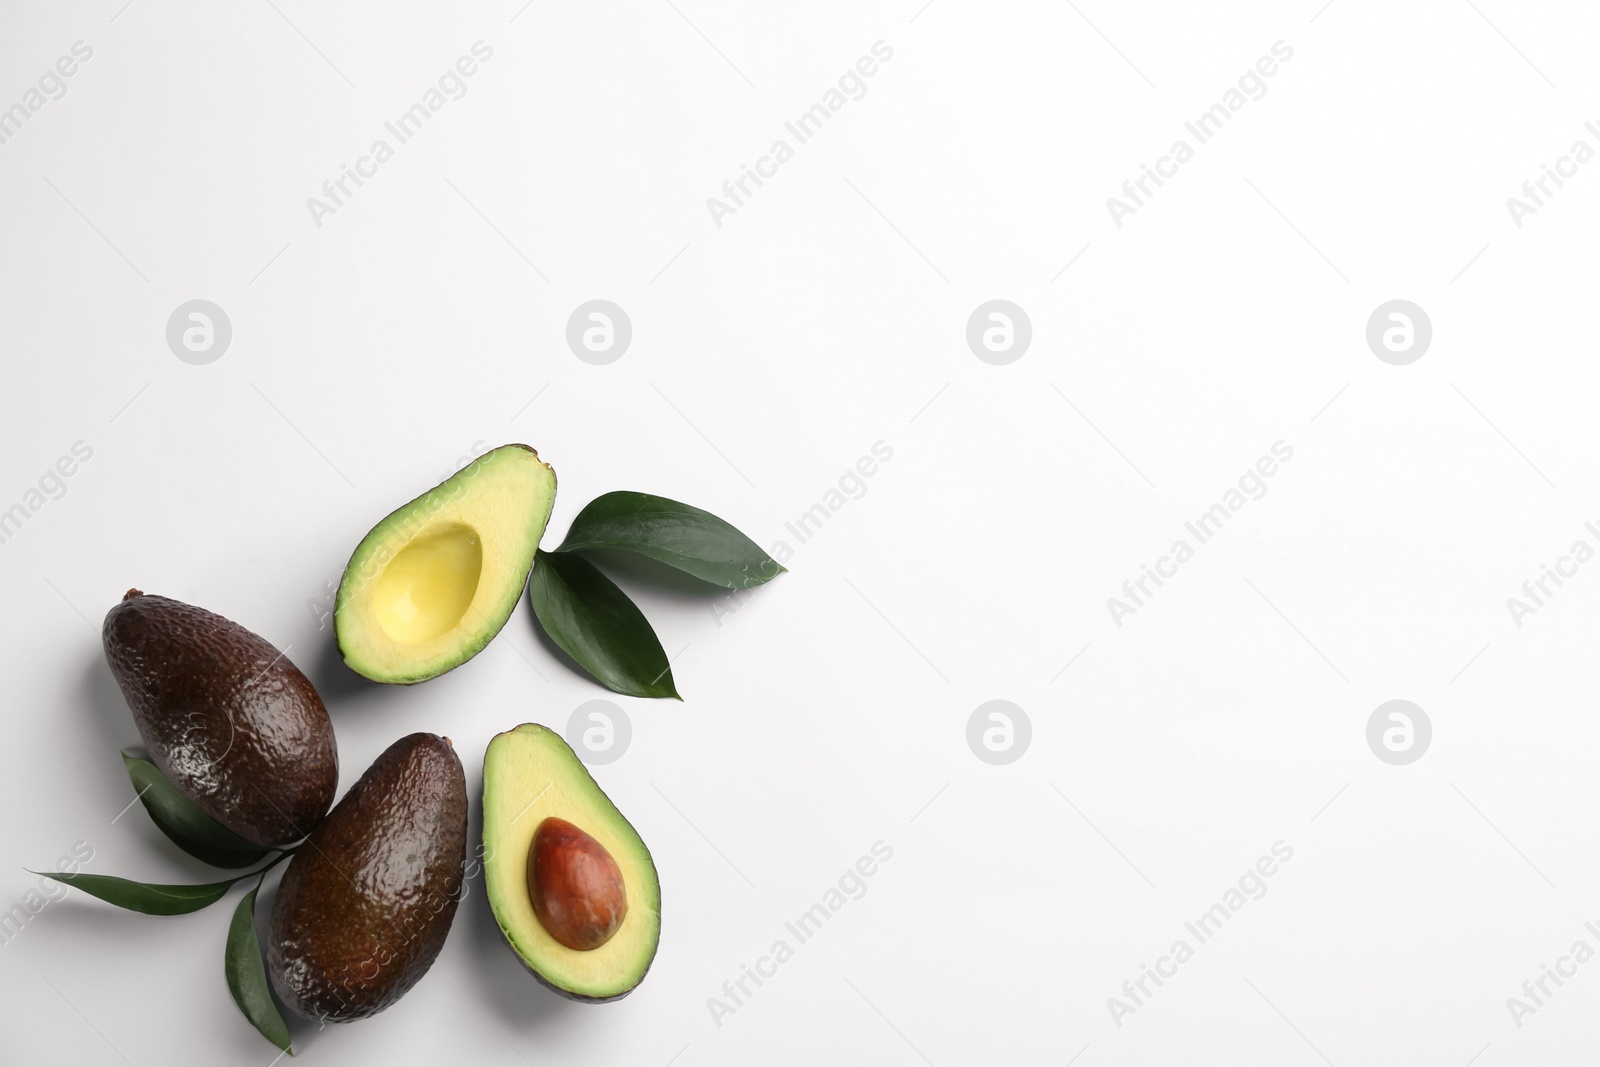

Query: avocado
335 444 556 684
268 732 467 1022
483 724 660 1001
102 590 337 849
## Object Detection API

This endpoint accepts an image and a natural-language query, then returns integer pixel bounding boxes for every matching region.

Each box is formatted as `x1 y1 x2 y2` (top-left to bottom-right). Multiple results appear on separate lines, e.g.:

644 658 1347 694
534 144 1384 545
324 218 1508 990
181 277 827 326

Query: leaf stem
231 848 292 888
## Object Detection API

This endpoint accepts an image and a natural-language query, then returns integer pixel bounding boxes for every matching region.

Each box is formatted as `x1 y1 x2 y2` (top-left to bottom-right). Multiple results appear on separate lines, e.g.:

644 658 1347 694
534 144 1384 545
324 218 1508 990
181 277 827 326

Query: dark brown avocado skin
102 590 337 849
268 733 468 1022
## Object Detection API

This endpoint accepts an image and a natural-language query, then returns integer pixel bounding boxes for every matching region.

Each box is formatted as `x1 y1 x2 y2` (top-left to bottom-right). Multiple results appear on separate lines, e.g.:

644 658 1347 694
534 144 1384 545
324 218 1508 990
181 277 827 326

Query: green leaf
226 886 293 1055
557 491 784 589
32 870 238 915
528 549 681 699
122 753 269 869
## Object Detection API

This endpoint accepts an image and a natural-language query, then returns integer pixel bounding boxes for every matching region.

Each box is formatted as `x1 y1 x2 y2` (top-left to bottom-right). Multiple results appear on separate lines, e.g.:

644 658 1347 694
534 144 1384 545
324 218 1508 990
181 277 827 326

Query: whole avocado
268 732 468 1022
102 590 337 849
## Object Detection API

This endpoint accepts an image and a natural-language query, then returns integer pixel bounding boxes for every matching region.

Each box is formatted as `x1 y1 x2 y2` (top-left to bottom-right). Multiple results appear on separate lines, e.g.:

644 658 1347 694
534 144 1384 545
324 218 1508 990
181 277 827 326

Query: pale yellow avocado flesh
335 445 555 683
370 523 485 644
484 724 661 1000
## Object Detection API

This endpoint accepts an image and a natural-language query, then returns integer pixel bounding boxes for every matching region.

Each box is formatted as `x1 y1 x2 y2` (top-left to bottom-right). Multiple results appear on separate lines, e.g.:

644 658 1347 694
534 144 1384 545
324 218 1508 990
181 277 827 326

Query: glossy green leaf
32 870 237 915
122 753 268 869
557 491 784 589
529 549 680 699
225 886 292 1055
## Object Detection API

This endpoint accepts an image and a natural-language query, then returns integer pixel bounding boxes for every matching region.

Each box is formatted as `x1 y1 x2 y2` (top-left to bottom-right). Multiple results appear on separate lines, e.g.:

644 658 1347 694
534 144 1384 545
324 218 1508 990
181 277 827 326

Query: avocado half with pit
335 444 555 683
484 723 661 1001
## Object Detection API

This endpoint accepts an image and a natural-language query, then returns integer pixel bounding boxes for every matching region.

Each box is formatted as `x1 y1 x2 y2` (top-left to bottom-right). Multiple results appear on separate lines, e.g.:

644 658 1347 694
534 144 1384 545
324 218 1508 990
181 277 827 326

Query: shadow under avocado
75 649 181 862
78 647 135 760
454 887 572 1029
453 785 575 1031
304 627 372 704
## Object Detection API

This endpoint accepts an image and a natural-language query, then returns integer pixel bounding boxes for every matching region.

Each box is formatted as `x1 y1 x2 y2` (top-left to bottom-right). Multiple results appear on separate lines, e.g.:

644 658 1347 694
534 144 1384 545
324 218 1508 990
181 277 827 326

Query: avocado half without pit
484 724 660 1001
335 444 556 683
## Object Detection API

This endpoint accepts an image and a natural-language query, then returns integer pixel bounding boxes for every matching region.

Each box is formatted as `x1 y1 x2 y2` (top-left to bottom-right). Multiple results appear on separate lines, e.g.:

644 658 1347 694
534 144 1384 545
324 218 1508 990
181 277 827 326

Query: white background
3 0 1599 1064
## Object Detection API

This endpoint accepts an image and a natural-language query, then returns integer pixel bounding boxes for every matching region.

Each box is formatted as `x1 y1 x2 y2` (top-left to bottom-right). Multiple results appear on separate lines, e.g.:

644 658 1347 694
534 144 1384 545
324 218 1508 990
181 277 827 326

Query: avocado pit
528 816 627 951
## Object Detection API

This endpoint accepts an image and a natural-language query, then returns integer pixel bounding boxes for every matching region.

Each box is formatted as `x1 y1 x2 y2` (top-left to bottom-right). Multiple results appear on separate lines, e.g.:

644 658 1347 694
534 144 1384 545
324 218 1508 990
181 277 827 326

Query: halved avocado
335 444 556 683
483 723 661 1001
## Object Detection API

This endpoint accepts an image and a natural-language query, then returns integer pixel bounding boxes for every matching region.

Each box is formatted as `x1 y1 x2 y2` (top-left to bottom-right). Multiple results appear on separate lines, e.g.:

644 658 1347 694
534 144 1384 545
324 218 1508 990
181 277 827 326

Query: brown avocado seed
528 817 628 951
